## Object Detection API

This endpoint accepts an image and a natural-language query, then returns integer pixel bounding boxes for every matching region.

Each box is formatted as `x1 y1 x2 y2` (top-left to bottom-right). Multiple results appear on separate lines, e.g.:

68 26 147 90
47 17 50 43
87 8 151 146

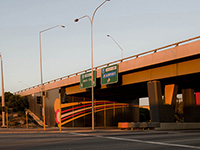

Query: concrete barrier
119 122 200 130
157 123 200 130
118 122 160 129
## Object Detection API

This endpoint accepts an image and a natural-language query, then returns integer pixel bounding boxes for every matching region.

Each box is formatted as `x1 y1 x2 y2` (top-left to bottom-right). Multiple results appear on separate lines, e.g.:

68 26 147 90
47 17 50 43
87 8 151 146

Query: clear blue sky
1 0 200 95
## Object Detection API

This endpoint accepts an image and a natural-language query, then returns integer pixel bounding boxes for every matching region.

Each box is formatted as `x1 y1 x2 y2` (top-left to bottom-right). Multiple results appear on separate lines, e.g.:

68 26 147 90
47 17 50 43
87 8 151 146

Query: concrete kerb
156 123 200 130
118 122 200 130
0 127 121 134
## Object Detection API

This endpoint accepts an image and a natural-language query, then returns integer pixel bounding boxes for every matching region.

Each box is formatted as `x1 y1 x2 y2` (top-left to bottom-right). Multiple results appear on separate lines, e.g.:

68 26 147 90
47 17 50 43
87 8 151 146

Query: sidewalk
0 126 121 134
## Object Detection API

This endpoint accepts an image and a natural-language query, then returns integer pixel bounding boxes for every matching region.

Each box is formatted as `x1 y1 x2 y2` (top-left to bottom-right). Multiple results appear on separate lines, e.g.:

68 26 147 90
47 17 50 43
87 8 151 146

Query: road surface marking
98 136 200 149
164 138 200 143
69 132 200 149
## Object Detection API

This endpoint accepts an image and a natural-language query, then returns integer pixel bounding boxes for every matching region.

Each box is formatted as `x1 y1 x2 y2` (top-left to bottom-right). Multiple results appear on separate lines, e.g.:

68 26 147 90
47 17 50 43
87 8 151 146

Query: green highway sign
80 71 96 89
101 64 118 85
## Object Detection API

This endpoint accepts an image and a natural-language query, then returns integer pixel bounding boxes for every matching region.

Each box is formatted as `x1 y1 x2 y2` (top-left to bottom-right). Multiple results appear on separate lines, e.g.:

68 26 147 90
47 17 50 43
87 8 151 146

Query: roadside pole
6 111 8 129
59 89 62 131
26 111 28 129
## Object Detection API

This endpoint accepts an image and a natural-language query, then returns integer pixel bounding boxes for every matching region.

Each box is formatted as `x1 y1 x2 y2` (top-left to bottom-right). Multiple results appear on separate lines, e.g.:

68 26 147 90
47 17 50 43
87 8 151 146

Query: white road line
97 136 200 149
69 132 90 137
69 132 200 149
164 138 200 143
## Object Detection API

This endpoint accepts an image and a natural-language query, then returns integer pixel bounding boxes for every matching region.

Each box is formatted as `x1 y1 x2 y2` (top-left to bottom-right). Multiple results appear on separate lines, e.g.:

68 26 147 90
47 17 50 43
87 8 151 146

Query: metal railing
15 35 200 94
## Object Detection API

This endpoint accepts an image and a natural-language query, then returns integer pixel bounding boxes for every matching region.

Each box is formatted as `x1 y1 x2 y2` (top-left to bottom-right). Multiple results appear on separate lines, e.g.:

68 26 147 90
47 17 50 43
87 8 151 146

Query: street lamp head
107 34 110 37
61 25 65 28
74 19 79 22
106 0 110 1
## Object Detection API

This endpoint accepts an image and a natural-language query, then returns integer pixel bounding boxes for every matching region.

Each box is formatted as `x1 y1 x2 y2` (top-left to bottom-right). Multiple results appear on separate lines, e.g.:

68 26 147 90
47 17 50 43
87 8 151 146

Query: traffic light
61 93 68 104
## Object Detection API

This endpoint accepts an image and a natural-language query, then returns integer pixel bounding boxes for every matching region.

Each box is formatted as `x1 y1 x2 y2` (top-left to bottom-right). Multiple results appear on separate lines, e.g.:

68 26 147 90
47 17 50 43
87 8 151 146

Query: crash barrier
118 122 160 130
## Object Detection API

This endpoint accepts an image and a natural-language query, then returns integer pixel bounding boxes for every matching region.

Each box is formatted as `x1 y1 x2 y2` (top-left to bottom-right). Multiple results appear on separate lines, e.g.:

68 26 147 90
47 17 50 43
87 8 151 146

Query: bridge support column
147 81 177 122
129 98 139 122
147 81 162 122
161 84 178 122
182 89 196 122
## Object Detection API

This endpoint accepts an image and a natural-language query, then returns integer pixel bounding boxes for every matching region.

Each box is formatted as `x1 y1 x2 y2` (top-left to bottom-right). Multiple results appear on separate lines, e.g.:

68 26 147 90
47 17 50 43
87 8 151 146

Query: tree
0 92 28 112
5 92 13 103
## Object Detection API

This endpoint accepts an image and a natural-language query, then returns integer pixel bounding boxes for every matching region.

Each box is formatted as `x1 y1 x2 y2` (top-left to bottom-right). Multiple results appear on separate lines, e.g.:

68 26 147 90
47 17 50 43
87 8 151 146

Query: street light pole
107 34 123 59
74 0 110 130
39 25 65 130
19 81 29 87
0 54 5 127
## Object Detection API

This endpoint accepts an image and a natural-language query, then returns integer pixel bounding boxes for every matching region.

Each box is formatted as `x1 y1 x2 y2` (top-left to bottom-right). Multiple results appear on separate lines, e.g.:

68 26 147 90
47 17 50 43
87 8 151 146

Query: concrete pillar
130 98 139 122
160 84 178 122
147 81 162 122
182 89 195 122
164 84 178 106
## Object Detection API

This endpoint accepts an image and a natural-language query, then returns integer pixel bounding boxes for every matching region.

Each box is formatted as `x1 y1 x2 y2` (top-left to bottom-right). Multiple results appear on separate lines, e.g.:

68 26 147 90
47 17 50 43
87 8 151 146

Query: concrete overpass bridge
16 35 200 127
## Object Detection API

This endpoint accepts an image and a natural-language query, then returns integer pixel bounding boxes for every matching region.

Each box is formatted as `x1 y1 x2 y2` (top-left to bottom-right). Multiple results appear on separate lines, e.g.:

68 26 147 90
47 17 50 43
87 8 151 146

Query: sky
1 0 200 96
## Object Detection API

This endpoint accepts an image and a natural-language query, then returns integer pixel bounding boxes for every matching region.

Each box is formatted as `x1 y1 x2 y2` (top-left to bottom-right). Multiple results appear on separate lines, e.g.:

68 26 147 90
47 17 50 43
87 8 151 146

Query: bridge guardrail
15 35 200 94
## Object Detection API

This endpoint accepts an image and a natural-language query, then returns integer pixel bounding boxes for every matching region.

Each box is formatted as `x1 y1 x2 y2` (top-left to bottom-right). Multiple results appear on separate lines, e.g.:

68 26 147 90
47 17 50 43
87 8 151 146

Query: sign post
101 64 118 85
80 71 96 89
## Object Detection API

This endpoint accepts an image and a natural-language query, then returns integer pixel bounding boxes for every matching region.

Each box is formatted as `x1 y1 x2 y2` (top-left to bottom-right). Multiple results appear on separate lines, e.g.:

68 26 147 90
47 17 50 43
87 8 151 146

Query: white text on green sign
80 71 96 89
101 64 118 85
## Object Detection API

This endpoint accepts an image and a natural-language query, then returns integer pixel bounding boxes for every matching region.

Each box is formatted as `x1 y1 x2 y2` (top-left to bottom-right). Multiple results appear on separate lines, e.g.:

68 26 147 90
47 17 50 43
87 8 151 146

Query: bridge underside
66 54 200 102
67 72 200 101
64 56 200 124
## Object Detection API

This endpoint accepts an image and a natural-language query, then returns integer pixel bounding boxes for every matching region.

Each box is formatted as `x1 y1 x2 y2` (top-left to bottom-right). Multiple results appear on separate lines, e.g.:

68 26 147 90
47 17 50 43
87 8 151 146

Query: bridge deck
16 36 200 96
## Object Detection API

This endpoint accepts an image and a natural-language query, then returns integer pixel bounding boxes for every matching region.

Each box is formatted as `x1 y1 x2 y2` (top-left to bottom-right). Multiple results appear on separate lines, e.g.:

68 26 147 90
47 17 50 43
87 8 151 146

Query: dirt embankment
0 109 40 128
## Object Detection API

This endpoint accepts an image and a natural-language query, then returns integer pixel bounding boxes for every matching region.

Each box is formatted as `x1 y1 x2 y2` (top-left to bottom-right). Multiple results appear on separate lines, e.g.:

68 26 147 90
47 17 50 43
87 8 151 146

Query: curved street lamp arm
75 15 92 22
19 81 29 87
109 36 123 51
91 0 109 22
40 25 65 33
107 34 123 59
75 0 109 23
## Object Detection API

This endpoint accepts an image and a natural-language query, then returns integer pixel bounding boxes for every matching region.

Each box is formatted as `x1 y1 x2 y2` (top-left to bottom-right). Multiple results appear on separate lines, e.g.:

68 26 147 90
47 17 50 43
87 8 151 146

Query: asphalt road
0 129 200 150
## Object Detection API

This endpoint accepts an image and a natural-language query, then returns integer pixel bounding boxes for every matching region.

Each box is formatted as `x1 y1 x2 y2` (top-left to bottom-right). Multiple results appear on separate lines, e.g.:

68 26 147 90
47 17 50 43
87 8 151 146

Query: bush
139 108 150 122
140 113 146 122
